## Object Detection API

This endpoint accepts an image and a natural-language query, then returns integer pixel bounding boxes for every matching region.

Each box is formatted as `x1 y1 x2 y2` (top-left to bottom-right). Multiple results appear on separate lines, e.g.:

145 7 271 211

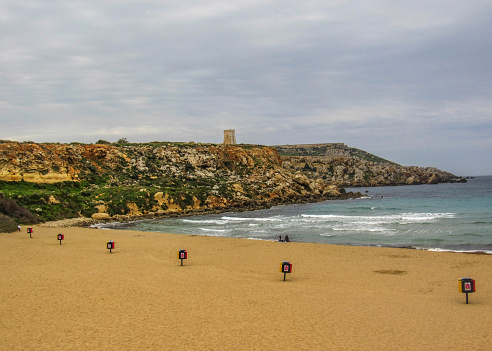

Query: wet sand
1 226 491 350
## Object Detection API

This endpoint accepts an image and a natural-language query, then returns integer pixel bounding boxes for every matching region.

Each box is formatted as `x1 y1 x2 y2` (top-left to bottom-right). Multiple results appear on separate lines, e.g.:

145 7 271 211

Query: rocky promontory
0 140 464 229
0 141 359 226
274 143 463 187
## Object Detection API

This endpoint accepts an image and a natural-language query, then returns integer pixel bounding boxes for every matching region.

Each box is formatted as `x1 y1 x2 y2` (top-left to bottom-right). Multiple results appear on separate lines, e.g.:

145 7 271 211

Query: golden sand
1 226 491 350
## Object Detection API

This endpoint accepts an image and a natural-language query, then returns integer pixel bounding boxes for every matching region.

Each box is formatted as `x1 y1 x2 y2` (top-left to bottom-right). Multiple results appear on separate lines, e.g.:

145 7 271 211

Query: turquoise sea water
107 176 492 253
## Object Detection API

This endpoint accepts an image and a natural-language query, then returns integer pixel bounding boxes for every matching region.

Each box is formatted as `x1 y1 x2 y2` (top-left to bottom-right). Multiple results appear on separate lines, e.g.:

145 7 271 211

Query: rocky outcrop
274 143 396 163
0 141 359 222
280 155 460 187
1 140 461 224
0 142 128 183
273 143 463 187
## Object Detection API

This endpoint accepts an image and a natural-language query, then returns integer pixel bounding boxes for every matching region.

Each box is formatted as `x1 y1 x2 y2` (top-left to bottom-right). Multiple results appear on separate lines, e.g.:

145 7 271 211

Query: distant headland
0 139 463 230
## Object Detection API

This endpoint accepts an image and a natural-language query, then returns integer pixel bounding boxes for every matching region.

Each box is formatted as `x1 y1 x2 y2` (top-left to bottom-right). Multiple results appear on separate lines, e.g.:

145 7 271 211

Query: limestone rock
0 141 362 220
94 204 107 213
91 212 111 220
281 155 457 188
323 185 341 197
293 172 310 187
48 195 60 204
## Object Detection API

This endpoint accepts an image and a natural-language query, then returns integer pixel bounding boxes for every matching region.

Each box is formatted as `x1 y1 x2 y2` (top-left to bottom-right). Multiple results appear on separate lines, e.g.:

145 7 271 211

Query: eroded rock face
281 156 458 187
0 141 358 220
1 141 463 223
323 185 342 197
0 143 127 183
91 213 111 220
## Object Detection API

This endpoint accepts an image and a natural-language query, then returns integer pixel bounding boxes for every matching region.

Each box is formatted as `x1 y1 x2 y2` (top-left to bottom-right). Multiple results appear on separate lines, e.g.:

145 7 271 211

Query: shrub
0 195 38 224
0 214 18 233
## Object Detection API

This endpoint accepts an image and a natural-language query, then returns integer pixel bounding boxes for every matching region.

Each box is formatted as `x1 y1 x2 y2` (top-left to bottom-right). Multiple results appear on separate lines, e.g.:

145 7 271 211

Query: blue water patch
109 176 492 252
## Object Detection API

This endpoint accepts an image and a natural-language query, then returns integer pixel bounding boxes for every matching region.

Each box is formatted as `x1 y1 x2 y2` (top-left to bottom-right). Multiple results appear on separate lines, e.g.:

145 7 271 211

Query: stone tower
223 129 236 145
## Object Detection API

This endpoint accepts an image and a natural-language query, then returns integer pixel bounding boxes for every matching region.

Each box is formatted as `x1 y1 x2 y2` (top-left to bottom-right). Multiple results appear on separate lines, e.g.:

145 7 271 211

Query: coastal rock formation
275 144 461 187
0 142 128 183
0 141 462 225
0 141 359 222
280 156 459 187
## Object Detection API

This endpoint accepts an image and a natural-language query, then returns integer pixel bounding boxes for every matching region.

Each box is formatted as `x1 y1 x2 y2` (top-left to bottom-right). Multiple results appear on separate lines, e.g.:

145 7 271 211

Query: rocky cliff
0 141 358 223
275 144 461 187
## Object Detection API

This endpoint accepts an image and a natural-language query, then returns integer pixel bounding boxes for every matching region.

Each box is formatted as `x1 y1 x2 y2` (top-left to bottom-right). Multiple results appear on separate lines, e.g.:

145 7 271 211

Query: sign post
107 241 115 253
57 234 64 245
458 277 476 304
280 261 292 281
178 249 187 266
27 227 33 238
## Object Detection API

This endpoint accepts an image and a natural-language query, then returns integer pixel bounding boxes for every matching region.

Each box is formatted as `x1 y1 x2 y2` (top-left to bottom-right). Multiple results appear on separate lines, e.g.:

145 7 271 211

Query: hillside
0 141 359 226
274 143 396 164
274 143 461 187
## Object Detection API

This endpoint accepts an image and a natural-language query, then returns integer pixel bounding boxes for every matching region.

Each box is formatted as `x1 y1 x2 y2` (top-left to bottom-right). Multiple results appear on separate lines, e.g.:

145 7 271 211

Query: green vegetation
117 137 129 144
0 171 237 224
0 180 95 222
0 214 18 233
275 143 399 165
0 194 38 232
0 141 280 226
347 147 397 164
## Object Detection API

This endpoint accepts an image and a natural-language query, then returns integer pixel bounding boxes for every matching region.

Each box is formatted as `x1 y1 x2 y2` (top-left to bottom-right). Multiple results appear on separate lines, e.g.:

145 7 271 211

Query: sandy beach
1 226 491 350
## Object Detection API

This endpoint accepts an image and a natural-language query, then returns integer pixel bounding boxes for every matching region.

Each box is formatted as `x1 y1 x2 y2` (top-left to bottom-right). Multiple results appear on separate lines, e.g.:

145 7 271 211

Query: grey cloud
1 0 491 175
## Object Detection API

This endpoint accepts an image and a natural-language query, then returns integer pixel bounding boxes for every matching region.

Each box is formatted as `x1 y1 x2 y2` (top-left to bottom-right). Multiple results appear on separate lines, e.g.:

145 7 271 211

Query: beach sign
280 261 292 281
178 249 187 266
458 278 475 304
107 241 115 253
27 227 33 238
57 233 64 245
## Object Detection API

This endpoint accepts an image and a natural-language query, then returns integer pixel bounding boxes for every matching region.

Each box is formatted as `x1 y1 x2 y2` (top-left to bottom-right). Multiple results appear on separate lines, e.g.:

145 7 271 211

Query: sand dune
1 226 491 350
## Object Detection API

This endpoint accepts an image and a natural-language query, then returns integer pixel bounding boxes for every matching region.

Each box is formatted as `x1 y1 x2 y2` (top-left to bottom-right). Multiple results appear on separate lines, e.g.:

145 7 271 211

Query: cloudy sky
1 1 491 175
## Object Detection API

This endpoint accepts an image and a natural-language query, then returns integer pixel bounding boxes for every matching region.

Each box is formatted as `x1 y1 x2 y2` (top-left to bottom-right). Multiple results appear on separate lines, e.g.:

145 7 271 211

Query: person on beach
17 225 21 231
284 235 290 242
278 236 283 242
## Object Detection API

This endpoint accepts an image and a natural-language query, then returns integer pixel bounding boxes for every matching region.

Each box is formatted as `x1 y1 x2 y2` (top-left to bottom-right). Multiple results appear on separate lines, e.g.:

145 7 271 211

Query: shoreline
38 215 492 256
1 225 491 350
36 192 362 229
85 219 492 256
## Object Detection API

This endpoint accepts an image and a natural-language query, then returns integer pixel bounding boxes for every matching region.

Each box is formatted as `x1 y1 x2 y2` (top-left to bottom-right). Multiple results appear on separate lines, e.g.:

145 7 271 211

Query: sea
106 175 492 253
